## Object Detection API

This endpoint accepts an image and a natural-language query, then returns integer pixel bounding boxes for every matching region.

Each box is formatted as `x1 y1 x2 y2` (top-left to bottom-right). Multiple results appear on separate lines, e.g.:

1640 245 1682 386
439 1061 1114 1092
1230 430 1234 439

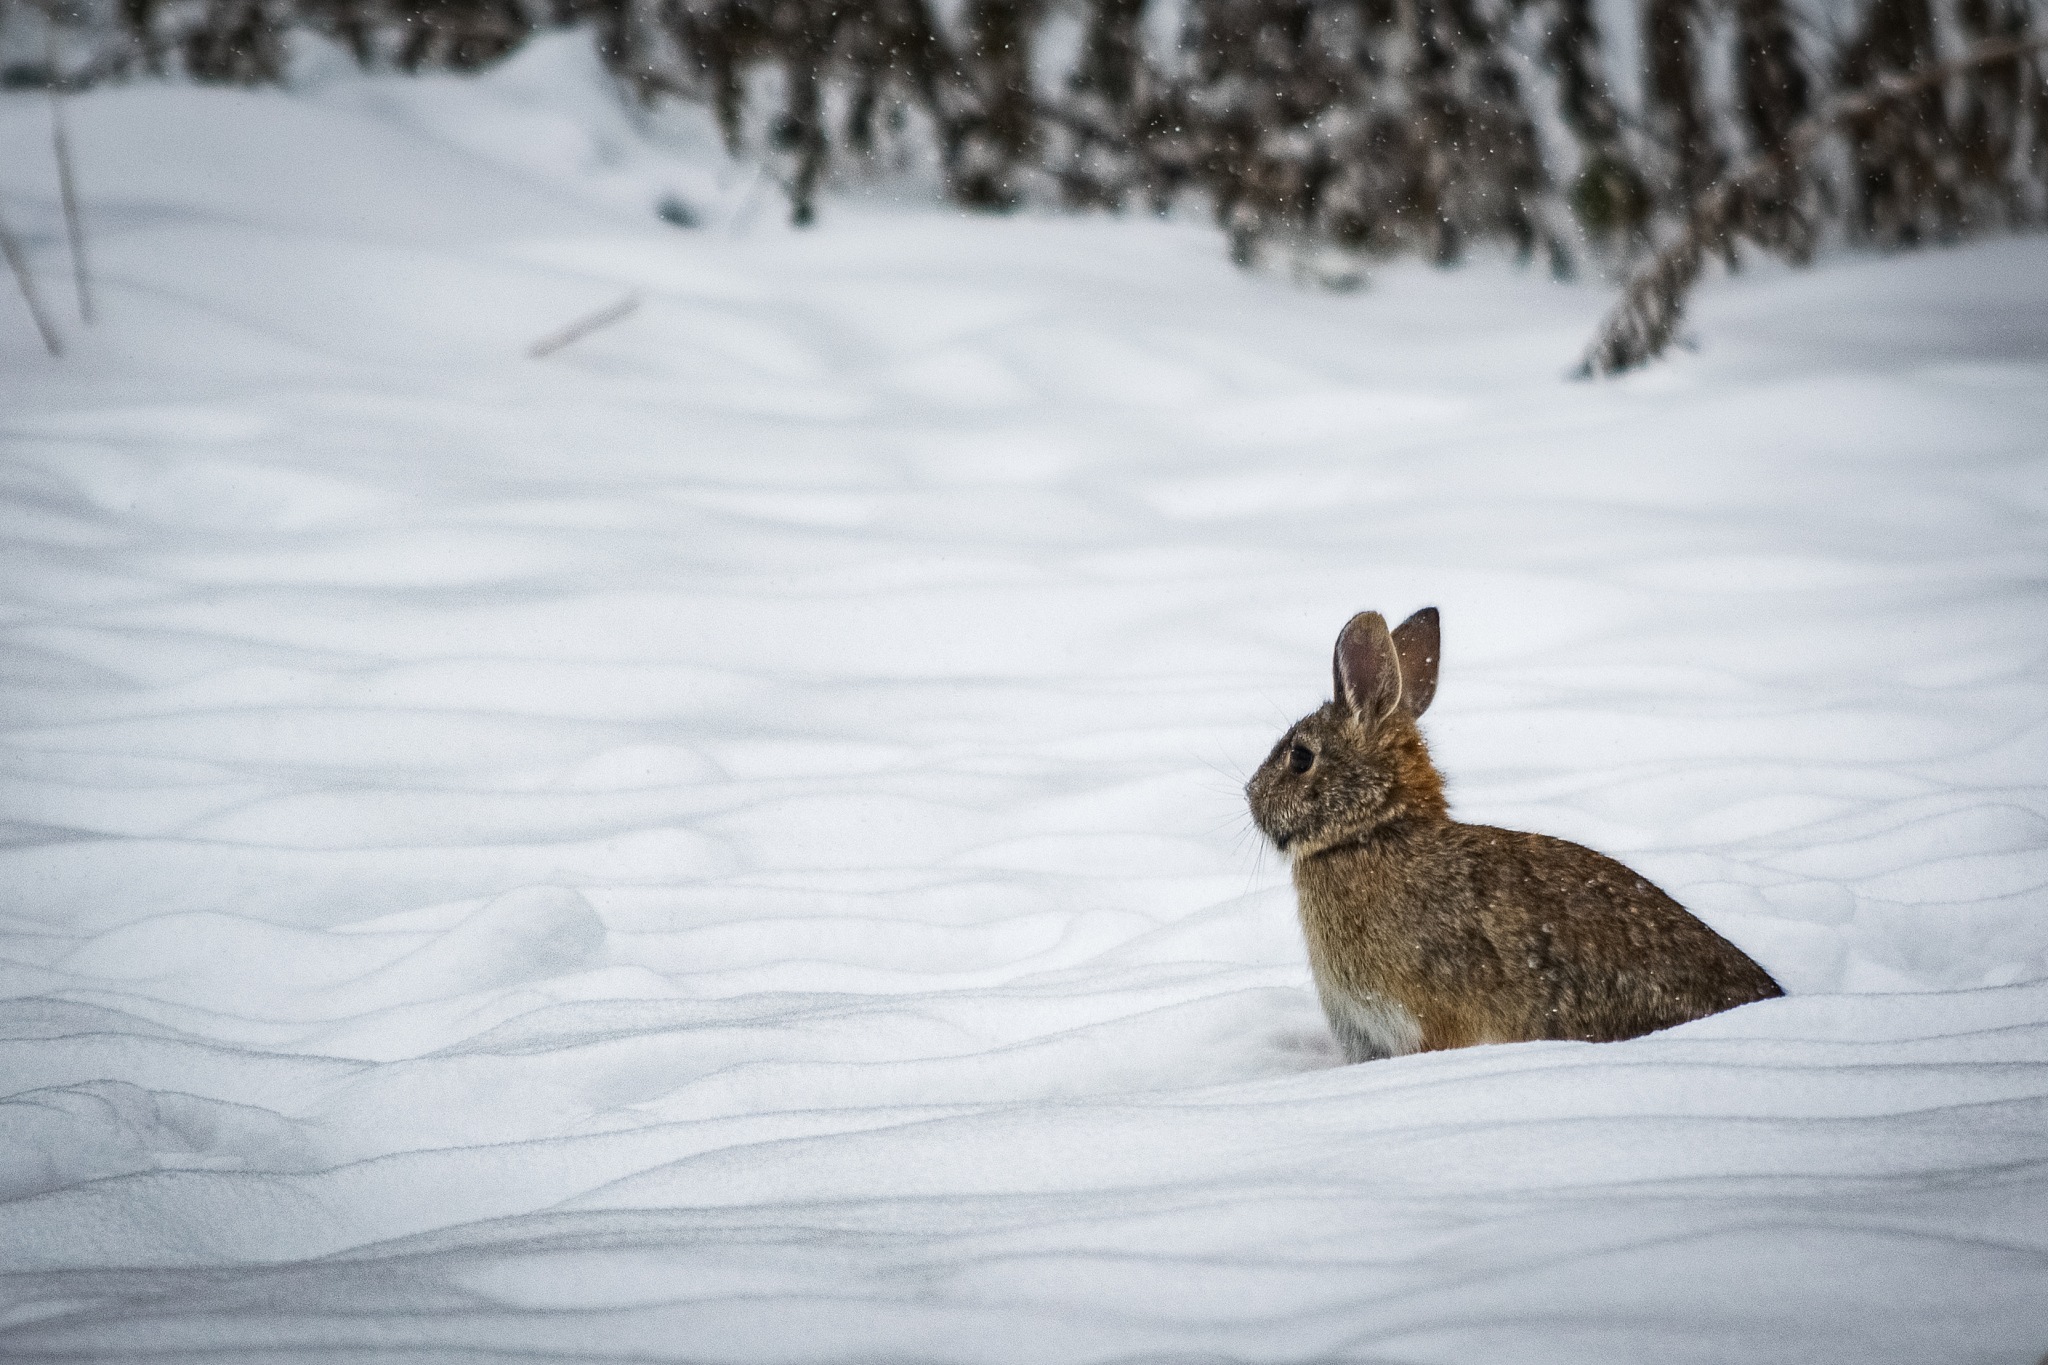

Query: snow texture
3 34 2047 1365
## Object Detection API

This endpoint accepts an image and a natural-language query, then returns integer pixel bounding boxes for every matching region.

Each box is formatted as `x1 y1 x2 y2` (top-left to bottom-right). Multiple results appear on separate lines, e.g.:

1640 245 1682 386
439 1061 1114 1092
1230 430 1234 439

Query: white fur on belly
1318 984 1424 1064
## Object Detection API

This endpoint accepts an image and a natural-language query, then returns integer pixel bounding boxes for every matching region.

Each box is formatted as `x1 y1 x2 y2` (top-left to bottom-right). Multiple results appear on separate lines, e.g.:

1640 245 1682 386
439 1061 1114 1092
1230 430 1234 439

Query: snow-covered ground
3 34 2047 1363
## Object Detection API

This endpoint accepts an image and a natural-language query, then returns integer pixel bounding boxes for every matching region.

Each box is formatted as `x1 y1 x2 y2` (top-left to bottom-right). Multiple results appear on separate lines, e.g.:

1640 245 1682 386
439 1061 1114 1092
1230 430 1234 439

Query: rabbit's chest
1293 858 1448 1053
1298 898 1423 991
1294 893 1427 1060
1294 862 1427 969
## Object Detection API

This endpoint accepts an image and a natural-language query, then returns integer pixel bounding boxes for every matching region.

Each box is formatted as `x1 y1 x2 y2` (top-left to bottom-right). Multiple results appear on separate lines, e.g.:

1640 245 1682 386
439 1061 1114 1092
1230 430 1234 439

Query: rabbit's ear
1391 607 1440 719
1333 611 1402 725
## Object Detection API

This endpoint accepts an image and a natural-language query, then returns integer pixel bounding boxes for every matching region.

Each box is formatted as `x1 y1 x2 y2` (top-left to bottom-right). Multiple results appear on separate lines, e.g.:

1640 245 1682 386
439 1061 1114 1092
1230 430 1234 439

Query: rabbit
1246 607 1782 1063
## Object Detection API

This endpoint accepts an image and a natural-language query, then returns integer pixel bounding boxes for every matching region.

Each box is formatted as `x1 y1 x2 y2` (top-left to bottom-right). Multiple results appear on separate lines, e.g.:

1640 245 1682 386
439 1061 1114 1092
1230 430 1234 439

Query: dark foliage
1581 30 2048 375
5 0 2046 364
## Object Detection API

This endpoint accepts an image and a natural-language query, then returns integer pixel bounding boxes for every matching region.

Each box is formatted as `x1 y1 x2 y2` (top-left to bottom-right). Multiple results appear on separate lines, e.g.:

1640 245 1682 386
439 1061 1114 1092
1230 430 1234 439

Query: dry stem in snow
0 201 62 356
47 26 95 326
528 291 642 358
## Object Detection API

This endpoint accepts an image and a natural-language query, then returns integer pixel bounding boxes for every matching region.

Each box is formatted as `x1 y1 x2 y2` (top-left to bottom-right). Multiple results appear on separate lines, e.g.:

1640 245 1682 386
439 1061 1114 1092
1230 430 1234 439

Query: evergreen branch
1575 32 2048 378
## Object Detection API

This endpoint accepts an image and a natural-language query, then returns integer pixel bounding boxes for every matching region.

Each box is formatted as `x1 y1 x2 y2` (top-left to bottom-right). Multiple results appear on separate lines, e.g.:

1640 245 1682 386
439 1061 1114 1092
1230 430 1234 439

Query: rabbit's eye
1288 745 1314 774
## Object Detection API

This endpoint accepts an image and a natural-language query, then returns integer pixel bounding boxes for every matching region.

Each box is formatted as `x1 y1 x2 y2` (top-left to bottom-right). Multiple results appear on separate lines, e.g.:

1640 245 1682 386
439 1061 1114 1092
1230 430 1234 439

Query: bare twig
47 25 94 325
0 204 63 357
527 292 642 359
1576 33 2048 378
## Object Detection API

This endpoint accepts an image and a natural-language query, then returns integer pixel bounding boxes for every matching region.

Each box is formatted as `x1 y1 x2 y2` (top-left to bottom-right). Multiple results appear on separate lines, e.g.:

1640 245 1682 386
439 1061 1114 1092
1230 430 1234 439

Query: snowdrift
2 35 2046 1364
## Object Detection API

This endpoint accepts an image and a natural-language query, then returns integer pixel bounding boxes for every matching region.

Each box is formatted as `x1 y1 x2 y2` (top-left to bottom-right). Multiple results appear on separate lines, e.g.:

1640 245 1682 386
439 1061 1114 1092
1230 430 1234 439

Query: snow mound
3 38 2047 1363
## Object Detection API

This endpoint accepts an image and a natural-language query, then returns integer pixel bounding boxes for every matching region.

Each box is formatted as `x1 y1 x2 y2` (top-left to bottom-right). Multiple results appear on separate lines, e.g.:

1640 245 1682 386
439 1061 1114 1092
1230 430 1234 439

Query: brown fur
1247 608 1781 1062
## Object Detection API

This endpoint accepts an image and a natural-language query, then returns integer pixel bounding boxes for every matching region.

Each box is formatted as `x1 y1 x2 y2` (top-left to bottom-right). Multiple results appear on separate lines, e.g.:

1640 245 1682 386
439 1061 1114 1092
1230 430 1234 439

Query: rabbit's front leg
1317 980 1424 1063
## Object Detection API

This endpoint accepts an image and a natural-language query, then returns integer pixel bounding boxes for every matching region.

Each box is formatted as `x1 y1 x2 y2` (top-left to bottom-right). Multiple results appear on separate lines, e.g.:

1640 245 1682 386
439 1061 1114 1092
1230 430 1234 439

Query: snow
4 32 2048 1363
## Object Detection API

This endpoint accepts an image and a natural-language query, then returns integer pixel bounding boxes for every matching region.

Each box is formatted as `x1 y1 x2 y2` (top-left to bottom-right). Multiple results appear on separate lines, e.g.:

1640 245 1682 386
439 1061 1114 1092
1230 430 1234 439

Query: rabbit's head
1246 608 1447 858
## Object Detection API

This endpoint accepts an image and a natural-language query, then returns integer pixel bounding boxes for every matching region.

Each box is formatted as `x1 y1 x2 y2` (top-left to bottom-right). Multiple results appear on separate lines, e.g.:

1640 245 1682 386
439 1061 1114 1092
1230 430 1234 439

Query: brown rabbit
1246 608 1781 1062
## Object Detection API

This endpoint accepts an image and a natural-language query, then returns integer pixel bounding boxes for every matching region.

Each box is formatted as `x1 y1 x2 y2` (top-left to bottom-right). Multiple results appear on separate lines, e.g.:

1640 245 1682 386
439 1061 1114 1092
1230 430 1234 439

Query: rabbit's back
1297 821 1781 1054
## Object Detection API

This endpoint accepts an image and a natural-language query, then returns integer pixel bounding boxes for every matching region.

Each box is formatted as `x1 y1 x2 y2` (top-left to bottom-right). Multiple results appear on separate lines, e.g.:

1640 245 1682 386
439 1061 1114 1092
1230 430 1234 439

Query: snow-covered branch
1578 33 2048 378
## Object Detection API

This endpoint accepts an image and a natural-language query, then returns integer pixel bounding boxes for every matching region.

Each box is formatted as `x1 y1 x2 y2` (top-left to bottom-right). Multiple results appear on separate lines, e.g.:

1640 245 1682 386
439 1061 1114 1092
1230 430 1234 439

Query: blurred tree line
4 0 2045 281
